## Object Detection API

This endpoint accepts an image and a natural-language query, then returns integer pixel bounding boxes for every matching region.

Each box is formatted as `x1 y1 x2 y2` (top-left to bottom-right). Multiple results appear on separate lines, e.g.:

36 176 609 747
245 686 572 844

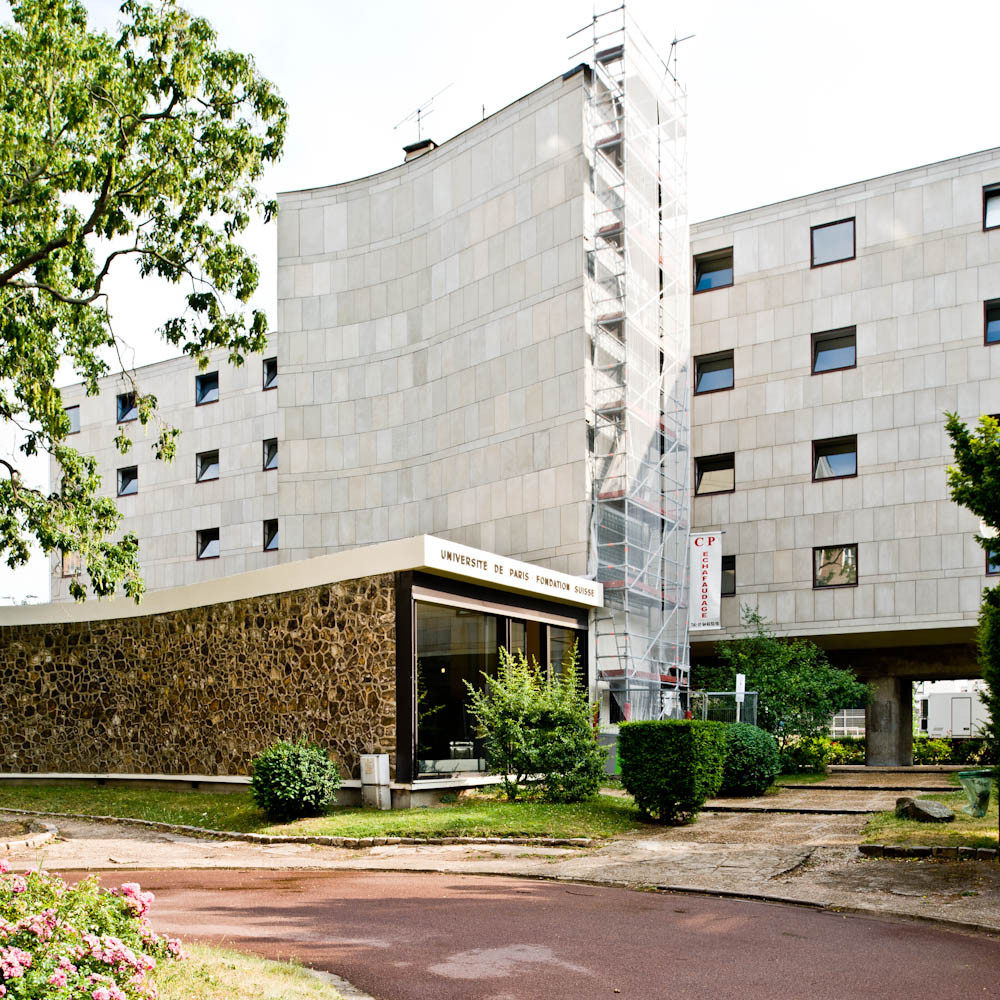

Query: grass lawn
862 786 999 850
772 773 830 785
155 942 344 1000
0 783 646 840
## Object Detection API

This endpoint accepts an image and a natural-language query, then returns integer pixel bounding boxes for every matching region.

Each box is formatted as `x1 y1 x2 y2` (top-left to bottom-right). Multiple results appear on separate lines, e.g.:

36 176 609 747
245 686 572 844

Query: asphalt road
91 870 1000 1000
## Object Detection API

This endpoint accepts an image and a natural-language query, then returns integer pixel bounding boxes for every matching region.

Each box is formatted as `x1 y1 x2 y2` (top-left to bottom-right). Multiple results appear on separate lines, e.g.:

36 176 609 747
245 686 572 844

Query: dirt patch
0 821 28 838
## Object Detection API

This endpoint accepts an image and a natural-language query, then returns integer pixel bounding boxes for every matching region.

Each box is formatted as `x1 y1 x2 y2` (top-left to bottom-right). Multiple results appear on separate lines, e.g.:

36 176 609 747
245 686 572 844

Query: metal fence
690 690 758 727
830 708 865 738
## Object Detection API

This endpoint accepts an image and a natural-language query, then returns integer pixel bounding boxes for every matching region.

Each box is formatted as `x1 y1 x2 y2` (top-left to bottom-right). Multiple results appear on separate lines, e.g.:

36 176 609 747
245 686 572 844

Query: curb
1 820 57 852
858 843 998 861
703 805 876 815
774 784 955 793
0 807 594 850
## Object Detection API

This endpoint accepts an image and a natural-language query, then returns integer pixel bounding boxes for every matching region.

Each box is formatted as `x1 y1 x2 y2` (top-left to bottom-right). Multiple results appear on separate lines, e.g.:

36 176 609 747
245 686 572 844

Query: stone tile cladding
0 574 396 779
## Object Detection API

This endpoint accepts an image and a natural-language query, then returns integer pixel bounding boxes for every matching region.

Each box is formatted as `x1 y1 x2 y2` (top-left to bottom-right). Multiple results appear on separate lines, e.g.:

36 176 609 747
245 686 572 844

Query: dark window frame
810 217 856 269
116 392 138 423
116 465 138 497
812 435 858 483
196 527 220 561
195 449 220 483
693 247 734 294
65 405 80 435
694 452 736 496
987 549 1000 576
693 349 735 396
812 543 859 590
721 554 736 597
195 370 219 406
262 356 278 391
263 518 279 552
984 185 1000 232
262 437 278 471
985 299 1000 346
811 326 857 375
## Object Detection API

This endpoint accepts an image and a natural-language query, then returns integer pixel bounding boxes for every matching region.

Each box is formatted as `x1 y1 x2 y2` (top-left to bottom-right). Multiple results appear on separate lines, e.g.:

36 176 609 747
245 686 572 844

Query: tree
944 411 1000 761
0 0 286 600
693 607 869 750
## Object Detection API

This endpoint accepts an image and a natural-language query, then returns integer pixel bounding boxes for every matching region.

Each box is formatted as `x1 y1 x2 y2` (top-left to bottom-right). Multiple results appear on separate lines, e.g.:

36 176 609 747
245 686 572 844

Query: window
65 405 80 434
813 544 858 588
196 527 220 560
986 300 1000 345
693 248 733 292
263 518 279 551
195 449 219 483
262 438 278 471
695 453 735 495
810 218 855 267
263 356 278 390
116 392 138 423
813 435 857 481
694 350 734 394
812 327 856 373
988 549 1000 576
721 555 736 597
60 550 82 578
195 371 219 405
985 185 1000 231
116 466 138 496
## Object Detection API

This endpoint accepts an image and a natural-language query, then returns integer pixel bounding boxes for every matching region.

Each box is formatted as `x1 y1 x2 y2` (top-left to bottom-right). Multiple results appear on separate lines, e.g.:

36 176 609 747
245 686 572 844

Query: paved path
87 869 1000 1000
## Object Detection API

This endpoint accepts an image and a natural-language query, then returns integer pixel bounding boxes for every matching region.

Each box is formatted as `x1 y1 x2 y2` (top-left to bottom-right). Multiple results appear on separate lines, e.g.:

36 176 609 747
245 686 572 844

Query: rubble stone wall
0 574 397 779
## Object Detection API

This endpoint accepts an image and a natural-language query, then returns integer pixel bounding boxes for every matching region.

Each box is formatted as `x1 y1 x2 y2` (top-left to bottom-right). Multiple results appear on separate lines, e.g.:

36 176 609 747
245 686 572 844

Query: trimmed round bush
250 739 341 822
718 723 780 797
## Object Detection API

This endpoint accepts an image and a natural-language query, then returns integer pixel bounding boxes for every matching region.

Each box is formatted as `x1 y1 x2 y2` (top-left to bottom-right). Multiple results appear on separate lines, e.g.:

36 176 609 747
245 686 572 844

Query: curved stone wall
0 574 396 779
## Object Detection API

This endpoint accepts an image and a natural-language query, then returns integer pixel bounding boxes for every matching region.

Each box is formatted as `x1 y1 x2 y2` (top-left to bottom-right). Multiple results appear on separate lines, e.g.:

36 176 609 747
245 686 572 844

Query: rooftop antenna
393 83 453 143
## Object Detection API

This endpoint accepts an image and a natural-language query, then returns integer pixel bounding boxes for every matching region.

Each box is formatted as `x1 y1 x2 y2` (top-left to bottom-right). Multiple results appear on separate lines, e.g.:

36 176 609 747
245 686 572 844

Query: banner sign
689 533 722 631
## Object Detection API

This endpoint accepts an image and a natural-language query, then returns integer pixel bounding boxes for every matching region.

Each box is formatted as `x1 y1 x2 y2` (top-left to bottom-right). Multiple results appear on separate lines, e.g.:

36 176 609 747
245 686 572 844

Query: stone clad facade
0 575 396 778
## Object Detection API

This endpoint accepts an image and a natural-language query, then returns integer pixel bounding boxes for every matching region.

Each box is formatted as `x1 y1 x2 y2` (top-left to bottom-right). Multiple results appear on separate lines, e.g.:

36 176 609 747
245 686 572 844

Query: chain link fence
690 690 758 727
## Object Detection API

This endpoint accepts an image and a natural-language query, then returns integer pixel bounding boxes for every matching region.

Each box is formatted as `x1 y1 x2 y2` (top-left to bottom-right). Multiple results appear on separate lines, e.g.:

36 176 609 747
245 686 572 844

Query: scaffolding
573 6 690 721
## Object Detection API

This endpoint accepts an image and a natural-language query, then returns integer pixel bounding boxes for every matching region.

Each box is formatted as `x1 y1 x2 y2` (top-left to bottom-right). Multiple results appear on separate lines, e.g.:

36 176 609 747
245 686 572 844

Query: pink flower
0 860 10 874
0 946 32 979
49 970 68 987
93 988 112 1000
8 876 26 894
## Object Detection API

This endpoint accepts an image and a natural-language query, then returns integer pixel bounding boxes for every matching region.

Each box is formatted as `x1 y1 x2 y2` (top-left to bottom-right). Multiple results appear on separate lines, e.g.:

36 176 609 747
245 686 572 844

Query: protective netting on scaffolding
578 5 691 723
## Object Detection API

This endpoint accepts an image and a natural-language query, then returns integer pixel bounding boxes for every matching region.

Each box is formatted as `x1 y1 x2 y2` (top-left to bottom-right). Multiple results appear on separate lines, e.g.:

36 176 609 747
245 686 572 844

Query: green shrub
718 723 780 796
828 736 866 764
948 737 995 764
250 738 341 822
912 736 952 765
618 719 728 823
779 735 831 773
465 644 604 803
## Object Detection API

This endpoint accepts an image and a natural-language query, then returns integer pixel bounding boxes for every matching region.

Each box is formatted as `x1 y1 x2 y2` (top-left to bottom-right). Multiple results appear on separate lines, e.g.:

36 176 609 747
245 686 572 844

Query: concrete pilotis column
865 676 913 766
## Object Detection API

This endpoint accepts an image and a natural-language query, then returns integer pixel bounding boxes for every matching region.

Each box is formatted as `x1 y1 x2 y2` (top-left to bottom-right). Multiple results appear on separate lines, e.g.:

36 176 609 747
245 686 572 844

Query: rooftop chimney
403 138 437 162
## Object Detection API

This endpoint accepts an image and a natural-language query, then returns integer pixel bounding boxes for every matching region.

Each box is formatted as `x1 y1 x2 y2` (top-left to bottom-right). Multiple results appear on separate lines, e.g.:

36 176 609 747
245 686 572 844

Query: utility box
360 753 391 810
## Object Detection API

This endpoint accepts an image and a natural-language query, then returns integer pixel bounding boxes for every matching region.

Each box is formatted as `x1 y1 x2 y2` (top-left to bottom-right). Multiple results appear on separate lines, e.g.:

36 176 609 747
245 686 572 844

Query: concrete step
776 784 955 793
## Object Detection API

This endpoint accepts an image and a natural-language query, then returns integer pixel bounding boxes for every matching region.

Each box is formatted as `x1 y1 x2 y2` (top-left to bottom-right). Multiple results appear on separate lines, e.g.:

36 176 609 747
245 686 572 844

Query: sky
2 0 999 601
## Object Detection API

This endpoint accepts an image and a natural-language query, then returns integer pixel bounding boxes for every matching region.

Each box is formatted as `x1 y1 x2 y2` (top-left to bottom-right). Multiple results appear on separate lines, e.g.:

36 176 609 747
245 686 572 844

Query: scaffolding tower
573 6 691 721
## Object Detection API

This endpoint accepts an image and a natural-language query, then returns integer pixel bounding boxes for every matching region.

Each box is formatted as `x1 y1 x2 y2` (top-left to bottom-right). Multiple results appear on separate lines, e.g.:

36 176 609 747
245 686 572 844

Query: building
689 148 1000 764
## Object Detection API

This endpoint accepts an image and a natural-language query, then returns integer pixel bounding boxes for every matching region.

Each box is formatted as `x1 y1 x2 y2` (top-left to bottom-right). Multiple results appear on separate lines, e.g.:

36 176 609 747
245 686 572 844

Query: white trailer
918 691 989 738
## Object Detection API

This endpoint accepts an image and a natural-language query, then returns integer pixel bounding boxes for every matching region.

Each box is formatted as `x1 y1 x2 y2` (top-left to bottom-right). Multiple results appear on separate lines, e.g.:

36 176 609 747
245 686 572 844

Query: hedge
719 723 780 796
618 719 728 824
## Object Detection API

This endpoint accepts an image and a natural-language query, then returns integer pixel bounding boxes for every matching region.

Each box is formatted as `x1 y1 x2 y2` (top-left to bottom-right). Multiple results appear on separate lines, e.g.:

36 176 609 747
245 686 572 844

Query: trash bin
956 768 997 818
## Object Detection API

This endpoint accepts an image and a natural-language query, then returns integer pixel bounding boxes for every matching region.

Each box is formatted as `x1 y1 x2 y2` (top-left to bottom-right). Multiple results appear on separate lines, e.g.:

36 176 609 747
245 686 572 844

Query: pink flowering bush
0 858 182 999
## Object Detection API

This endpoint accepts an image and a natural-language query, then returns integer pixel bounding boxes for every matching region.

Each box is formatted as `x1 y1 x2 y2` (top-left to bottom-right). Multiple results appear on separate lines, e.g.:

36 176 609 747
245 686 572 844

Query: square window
195 371 219 405
116 466 138 496
263 518 279 551
263 356 278 390
811 218 855 267
60 550 82 578
116 392 138 423
263 438 278 470
695 453 735 495
721 554 736 596
65 405 80 434
986 300 1000 345
812 327 856 373
813 436 857 481
694 350 734 394
813 544 858 588
693 248 734 293
196 527 220 560
985 185 1000 230
988 549 1000 576
195 449 219 483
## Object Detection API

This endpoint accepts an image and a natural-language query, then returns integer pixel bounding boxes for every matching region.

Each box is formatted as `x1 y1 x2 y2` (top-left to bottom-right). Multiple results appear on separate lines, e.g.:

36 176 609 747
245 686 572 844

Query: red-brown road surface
89 870 999 1000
